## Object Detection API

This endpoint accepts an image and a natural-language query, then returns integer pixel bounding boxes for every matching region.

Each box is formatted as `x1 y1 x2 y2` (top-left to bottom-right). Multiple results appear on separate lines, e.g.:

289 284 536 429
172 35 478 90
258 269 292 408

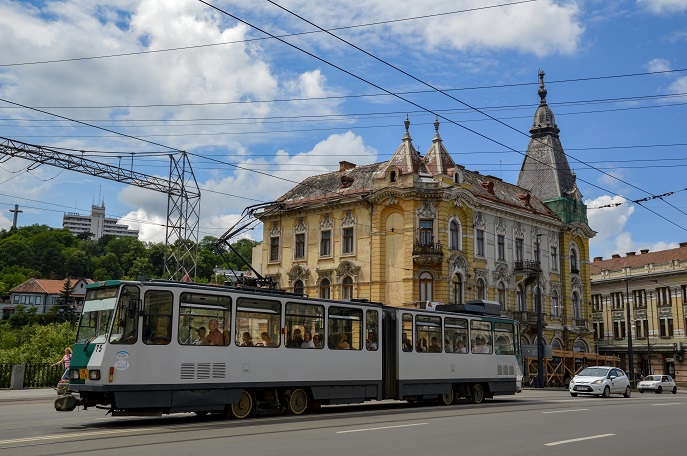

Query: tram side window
110 286 141 344
328 306 362 350
366 309 379 351
285 302 324 349
471 320 492 354
143 290 173 345
494 322 515 355
402 313 413 352
236 298 281 347
416 314 442 353
444 317 468 353
178 292 231 346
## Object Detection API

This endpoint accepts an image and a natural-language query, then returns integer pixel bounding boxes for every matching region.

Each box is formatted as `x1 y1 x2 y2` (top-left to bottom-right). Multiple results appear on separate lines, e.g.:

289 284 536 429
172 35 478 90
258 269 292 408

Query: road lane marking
652 403 681 406
0 427 158 446
542 409 589 414
552 399 597 403
336 423 428 434
545 434 615 446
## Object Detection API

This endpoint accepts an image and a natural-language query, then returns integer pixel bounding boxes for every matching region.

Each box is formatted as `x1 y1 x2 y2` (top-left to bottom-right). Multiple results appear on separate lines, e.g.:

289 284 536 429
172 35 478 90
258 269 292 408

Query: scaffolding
523 350 620 387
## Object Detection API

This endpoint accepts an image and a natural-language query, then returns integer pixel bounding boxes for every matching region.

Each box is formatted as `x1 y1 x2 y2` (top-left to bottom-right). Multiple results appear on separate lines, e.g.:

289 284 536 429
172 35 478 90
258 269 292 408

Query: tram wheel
439 387 454 406
471 384 485 404
288 388 309 415
231 390 254 419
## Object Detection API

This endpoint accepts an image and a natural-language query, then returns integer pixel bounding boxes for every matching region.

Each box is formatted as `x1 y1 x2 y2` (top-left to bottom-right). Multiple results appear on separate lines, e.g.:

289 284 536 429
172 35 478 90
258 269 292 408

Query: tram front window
76 286 119 344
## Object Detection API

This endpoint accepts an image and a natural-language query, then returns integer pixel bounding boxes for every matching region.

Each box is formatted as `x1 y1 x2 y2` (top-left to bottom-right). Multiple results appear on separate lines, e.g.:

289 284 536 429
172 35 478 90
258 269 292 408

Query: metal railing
0 363 63 389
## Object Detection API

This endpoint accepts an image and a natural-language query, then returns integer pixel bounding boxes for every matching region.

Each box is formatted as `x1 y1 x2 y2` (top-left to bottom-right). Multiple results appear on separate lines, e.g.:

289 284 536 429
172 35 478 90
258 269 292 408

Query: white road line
552 399 597 403
545 434 615 446
336 423 428 434
542 408 589 414
652 403 681 406
0 427 158 446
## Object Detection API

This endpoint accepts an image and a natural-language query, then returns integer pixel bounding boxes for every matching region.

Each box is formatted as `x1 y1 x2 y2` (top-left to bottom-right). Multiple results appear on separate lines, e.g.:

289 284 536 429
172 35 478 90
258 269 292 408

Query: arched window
550 290 561 317
552 338 563 351
516 285 526 311
294 280 304 295
449 220 461 250
570 247 579 273
573 339 588 353
452 273 463 305
419 272 433 302
342 277 353 300
476 278 486 300
320 278 331 299
497 282 506 309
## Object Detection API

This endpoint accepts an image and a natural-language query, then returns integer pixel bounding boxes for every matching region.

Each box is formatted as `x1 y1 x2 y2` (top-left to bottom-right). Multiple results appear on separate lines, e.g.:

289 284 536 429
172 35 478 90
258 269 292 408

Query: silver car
637 375 677 394
569 366 631 398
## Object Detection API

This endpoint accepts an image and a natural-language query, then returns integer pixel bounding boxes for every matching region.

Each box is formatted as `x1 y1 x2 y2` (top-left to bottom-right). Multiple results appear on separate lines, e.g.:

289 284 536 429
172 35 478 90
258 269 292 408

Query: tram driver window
110 285 141 345
285 302 324 349
328 306 362 350
143 290 173 345
236 298 281 347
178 292 232 346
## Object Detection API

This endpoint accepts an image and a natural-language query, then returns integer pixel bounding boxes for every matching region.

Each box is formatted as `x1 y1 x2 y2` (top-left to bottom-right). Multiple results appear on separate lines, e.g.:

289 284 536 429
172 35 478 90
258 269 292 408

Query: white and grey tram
55 279 522 418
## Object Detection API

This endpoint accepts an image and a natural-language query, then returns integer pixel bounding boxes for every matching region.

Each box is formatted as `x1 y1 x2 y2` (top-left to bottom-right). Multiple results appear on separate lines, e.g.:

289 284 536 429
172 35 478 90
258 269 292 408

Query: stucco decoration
571 276 582 294
448 253 468 275
336 260 361 281
492 265 510 285
287 265 310 286
320 213 333 230
269 221 281 237
550 281 561 296
386 196 399 206
416 201 437 219
341 210 355 228
496 217 506 234
514 222 524 239
549 230 559 249
474 212 485 230
315 268 333 285
473 268 489 286
294 217 307 233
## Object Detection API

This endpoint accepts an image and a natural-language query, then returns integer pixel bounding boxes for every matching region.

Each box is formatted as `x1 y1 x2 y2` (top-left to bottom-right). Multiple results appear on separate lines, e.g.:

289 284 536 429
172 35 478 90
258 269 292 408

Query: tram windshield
75 286 120 344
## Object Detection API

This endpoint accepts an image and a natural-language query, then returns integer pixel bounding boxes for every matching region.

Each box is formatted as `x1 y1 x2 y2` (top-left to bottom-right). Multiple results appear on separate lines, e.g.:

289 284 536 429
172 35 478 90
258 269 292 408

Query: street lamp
535 234 544 389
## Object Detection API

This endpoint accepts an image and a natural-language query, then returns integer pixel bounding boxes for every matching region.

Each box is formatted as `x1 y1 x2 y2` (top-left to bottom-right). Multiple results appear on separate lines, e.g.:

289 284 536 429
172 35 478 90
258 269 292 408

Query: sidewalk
0 388 57 403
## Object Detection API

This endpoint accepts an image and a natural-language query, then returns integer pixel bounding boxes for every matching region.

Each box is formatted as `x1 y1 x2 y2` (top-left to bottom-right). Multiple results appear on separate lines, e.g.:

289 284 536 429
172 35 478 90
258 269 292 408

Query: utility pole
625 278 635 386
9 204 22 228
536 234 544 388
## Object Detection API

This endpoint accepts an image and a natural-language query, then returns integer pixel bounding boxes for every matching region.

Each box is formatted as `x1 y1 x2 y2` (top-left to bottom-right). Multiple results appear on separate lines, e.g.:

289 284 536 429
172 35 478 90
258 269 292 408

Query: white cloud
646 58 672 73
669 76 687 93
637 0 687 14
586 195 634 256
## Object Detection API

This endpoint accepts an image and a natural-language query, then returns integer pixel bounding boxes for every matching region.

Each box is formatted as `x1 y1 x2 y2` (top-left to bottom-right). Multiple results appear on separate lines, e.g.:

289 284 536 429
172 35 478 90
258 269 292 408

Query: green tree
92 252 123 280
63 248 91 278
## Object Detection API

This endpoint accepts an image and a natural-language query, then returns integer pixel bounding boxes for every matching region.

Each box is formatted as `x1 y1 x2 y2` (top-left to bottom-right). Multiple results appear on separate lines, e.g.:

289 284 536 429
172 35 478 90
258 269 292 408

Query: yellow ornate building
254 73 596 365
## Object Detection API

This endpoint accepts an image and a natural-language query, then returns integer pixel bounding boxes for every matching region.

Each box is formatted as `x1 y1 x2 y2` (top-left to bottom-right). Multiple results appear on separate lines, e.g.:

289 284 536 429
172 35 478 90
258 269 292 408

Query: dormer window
390 171 397 182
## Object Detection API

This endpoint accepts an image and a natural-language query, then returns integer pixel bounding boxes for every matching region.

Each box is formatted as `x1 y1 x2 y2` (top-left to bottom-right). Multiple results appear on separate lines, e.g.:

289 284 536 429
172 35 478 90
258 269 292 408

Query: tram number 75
94 344 103 353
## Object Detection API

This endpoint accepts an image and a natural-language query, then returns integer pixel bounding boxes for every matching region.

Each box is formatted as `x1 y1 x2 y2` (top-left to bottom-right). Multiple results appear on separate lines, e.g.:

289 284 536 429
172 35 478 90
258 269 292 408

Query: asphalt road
0 389 684 455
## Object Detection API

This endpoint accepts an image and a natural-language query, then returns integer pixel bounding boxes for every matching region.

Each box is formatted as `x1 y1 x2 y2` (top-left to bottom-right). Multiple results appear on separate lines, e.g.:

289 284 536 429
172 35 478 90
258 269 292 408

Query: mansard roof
590 243 687 275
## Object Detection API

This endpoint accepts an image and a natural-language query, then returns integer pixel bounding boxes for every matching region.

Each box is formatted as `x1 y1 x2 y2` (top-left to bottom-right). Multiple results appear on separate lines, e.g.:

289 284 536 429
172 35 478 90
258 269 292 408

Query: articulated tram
55 279 522 418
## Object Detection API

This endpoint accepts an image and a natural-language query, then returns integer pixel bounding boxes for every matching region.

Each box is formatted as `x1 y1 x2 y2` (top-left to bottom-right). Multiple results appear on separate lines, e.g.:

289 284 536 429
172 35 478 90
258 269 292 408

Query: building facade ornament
336 260 361 281
416 201 437 219
474 211 486 230
287 265 310 286
269 221 281 237
320 213 333 230
496 217 506 235
341 210 355 227
514 221 524 239
294 217 307 233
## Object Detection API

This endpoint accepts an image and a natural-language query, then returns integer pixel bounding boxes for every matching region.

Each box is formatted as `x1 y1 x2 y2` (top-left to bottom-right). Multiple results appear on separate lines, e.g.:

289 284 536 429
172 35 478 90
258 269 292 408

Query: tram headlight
69 369 80 380
89 370 101 380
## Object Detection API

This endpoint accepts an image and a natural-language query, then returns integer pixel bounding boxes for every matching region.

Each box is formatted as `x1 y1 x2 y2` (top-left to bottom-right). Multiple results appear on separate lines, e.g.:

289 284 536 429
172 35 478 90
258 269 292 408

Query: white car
637 375 677 394
569 366 631 398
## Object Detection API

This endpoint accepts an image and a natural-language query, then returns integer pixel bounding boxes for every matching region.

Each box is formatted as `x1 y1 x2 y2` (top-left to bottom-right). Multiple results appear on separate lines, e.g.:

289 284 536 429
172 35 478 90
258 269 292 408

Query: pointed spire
538 69 547 105
433 115 442 142
403 114 411 141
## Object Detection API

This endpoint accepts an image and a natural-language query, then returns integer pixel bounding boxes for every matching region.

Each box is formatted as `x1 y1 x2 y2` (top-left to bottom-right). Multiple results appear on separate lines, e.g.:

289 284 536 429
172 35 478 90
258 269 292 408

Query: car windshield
577 367 610 377
644 375 661 381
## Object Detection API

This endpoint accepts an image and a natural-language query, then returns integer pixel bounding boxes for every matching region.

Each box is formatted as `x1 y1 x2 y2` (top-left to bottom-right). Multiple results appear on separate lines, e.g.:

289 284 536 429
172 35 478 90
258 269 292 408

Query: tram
55 279 522 418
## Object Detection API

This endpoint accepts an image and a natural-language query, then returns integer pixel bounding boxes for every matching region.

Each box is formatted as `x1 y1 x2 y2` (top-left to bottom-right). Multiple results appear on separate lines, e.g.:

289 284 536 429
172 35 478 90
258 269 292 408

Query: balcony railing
412 240 443 266
514 260 541 273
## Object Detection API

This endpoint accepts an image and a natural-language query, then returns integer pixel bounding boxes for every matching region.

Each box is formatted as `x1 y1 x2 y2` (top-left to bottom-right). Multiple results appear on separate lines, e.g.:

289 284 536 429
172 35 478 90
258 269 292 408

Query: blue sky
1 0 686 260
